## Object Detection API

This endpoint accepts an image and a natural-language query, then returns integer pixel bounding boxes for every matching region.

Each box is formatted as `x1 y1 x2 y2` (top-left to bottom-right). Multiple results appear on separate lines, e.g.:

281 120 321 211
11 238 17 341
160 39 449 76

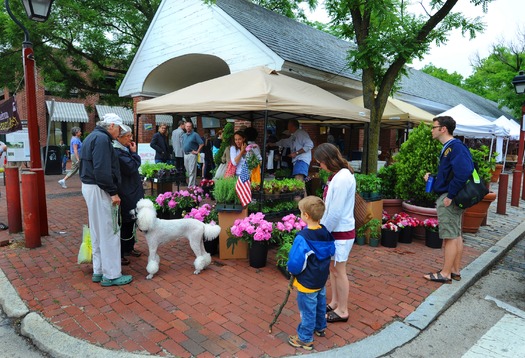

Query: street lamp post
5 0 55 236
511 71 525 206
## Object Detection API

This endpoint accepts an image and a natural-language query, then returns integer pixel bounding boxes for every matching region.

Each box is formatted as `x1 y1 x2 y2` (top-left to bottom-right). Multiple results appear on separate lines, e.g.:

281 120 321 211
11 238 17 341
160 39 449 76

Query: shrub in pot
395 123 441 208
355 173 382 201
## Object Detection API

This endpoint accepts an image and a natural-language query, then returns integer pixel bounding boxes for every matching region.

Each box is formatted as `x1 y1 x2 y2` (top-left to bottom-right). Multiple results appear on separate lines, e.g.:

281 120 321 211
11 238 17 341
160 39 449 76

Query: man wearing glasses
423 116 474 284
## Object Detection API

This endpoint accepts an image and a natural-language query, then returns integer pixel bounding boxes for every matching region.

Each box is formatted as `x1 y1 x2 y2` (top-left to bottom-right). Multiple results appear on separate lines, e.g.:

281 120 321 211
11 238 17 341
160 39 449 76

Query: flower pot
249 241 269 268
381 229 398 248
204 237 219 256
402 201 437 240
356 236 366 246
369 237 380 247
218 207 249 259
462 192 497 233
398 226 413 244
490 164 503 183
383 198 403 217
425 229 442 249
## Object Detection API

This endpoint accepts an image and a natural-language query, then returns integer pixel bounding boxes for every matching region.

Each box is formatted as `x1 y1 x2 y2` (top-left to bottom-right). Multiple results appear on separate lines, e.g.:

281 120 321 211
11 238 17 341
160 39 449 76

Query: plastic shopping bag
77 225 92 264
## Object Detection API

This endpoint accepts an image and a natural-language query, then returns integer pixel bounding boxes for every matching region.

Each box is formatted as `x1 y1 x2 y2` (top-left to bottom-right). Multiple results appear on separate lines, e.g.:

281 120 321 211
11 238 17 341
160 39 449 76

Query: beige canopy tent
136 66 370 123
348 96 434 128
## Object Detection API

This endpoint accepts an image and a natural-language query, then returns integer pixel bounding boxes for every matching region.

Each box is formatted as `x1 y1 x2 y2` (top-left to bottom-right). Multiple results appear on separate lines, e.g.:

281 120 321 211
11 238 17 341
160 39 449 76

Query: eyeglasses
431 125 443 130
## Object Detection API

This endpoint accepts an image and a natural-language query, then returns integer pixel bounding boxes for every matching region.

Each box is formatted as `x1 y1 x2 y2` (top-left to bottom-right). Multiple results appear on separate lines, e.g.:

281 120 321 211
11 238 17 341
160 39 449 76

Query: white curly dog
134 198 221 279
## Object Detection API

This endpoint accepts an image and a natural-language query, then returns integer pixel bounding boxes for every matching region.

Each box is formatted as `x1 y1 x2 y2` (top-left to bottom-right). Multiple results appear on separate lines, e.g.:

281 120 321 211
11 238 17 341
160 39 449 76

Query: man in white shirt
171 120 185 173
269 119 314 181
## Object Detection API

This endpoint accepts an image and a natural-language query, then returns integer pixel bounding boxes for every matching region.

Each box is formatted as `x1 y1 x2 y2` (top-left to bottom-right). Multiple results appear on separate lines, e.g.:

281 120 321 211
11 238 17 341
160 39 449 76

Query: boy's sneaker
314 330 325 337
288 335 313 350
58 179 67 188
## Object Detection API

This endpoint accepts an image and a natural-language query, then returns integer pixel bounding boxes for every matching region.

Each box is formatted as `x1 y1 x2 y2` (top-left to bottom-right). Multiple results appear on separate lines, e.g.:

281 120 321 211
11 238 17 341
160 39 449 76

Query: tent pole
503 137 509 170
489 136 494 161
259 110 269 212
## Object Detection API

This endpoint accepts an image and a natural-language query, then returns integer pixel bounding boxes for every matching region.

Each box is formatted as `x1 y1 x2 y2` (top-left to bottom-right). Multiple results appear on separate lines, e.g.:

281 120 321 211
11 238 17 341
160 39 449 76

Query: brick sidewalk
0 174 521 357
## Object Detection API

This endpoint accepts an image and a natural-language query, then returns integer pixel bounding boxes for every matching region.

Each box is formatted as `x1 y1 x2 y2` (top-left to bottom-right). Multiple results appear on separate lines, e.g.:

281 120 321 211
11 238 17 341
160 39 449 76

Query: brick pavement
0 173 523 357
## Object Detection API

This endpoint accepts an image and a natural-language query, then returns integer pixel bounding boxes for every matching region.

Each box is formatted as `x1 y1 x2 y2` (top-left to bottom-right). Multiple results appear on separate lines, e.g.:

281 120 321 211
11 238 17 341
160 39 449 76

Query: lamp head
512 71 525 95
22 0 54 22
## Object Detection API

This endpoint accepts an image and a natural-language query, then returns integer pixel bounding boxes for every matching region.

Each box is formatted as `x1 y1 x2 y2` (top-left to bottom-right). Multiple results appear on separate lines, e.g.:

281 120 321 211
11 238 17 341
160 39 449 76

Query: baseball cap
102 113 126 131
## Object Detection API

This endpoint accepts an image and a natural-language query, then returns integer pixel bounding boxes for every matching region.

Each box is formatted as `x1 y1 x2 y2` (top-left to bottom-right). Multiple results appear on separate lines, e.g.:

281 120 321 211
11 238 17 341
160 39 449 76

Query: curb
1 220 525 358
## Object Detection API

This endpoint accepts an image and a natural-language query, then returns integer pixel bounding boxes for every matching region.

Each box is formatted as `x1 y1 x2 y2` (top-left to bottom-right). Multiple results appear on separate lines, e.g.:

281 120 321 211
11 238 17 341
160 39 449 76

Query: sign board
201 116 220 128
6 129 30 162
138 143 156 165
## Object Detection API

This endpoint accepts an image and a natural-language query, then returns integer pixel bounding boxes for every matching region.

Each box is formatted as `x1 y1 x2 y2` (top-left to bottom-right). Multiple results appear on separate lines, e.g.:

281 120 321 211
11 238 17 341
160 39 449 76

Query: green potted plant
378 162 403 216
355 173 382 201
213 177 241 210
355 224 367 245
367 219 381 247
395 122 441 239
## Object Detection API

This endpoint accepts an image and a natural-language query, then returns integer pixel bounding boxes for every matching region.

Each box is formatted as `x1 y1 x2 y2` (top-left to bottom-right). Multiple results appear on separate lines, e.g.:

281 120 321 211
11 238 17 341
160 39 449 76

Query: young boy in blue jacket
287 196 335 350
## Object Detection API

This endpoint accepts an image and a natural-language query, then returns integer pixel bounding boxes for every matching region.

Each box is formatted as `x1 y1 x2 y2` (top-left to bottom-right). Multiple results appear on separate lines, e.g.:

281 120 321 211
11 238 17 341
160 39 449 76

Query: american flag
235 161 252 207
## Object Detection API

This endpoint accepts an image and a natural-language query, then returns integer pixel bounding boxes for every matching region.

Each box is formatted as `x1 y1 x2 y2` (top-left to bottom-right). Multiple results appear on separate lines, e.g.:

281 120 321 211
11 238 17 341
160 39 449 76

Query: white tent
494 116 514 162
507 118 521 139
437 104 509 138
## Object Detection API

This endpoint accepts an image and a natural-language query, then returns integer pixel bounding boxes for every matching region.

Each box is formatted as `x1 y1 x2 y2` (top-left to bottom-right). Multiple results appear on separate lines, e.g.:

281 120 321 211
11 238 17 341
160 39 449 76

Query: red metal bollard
497 173 508 215
30 168 49 236
21 172 41 248
5 166 22 233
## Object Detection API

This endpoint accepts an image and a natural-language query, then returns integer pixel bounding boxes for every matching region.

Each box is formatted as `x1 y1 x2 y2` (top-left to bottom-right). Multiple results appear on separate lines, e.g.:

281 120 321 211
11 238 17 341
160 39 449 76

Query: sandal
424 272 452 284
314 329 325 337
92 274 103 283
439 270 461 281
326 311 349 323
121 257 130 266
326 304 335 313
0 223 8 230
100 275 133 287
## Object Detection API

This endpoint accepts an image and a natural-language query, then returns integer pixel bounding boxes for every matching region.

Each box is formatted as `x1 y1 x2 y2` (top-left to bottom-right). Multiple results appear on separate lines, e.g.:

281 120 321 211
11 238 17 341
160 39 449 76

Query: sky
304 0 523 77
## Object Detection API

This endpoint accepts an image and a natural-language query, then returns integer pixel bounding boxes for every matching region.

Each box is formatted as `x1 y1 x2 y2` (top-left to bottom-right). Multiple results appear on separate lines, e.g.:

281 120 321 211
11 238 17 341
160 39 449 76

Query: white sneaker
58 179 67 189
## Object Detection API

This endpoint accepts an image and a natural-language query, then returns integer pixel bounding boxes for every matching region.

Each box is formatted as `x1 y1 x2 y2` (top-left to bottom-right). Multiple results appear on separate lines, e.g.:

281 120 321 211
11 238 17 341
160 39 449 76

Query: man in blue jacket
424 116 474 284
80 113 132 287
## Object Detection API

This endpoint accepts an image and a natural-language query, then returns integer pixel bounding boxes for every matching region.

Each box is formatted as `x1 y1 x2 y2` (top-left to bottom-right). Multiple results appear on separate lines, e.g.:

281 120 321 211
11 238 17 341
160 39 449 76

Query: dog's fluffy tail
203 224 221 241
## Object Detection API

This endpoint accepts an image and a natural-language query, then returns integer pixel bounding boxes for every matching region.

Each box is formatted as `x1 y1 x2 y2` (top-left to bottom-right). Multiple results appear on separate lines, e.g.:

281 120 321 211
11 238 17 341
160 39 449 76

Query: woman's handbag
453 169 489 209
224 161 237 178
354 193 373 229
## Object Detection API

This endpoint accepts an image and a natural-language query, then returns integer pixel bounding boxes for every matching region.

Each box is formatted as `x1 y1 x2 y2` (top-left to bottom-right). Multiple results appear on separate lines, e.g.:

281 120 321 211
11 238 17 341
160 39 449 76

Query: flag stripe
236 161 252 207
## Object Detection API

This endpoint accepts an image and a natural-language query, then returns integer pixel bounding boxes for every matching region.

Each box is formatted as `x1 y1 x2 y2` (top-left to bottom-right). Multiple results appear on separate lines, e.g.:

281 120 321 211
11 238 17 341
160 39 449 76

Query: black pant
120 220 136 257
175 156 185 173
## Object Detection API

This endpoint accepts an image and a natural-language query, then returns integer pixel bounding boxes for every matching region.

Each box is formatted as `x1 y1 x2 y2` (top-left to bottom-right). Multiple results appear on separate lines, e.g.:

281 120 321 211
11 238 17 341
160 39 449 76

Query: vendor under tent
136 66 370 206
348 96 434 129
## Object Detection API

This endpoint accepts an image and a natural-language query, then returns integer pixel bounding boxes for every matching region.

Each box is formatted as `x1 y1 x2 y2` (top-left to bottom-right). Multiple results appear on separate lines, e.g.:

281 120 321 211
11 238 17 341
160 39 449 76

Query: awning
46 101 89 123
155 114 173 125
96 105 134 125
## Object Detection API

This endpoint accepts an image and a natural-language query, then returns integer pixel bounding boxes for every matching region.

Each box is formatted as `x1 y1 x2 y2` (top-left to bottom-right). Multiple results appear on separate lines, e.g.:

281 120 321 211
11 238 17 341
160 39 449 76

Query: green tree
421 64 464 87
463 36 525 118
322 0 492 173
1 0 160 104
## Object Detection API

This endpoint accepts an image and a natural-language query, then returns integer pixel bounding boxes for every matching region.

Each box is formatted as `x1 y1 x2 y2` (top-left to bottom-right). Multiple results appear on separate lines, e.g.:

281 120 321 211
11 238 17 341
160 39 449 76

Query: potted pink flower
185 204 219 255
423 218 441 248
155 186 204 218
228 212 273 268
381 220 399 248
273 214 307 276
393 212 420 244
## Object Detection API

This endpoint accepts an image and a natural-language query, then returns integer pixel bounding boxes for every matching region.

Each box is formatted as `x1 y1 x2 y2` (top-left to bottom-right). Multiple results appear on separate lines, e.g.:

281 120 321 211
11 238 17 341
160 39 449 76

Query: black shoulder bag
452 168 489 209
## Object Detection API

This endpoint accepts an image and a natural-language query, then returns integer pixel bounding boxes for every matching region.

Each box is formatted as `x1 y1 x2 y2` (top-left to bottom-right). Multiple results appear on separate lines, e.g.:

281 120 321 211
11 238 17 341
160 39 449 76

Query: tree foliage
321 0 492 173
421 64 464 87
0 0 160 104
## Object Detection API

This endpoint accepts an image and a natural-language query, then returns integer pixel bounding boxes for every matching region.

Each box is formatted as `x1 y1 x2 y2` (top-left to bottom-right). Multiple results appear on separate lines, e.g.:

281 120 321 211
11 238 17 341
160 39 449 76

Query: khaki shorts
436 193 464 239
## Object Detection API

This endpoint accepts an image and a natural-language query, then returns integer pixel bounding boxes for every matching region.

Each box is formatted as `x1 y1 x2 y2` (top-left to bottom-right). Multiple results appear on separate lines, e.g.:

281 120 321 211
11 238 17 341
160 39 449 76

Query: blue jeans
296 286 327 343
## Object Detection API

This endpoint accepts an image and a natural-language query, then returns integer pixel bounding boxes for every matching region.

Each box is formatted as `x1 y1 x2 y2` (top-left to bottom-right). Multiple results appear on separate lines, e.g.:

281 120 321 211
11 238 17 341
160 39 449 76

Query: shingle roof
217 0 512 120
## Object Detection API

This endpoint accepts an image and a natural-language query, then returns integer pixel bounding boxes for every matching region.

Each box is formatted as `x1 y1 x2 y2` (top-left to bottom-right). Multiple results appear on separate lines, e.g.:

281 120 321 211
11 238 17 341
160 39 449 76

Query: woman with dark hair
229 130 248 176
58 126 82 189
313 143 355 324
